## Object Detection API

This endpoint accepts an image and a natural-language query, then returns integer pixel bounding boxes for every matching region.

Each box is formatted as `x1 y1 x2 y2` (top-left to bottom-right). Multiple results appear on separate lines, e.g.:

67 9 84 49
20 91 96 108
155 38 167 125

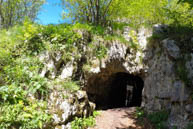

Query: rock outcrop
39 25 193 129
48 89 95 129
83 25 193 129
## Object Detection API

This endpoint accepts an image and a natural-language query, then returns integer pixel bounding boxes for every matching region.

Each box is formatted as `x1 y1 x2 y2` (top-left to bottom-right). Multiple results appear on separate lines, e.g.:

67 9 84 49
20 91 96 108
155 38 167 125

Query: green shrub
71 111 100 129
135 107 145 119
0 84 52 129
52 79 80 92
62 81 80 92
95 44 107 59
165 0 193 28
186 122 193 129
147 110 169 129
0 101 51 129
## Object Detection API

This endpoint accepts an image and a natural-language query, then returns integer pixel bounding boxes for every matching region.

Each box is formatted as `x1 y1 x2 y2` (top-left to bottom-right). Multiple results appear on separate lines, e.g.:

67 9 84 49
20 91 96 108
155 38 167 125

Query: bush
147 110 169 129
135 107 145 119
186 122 193 129
164 0 193 28
71 111 100 129
0 102 51 129
0 84 52 129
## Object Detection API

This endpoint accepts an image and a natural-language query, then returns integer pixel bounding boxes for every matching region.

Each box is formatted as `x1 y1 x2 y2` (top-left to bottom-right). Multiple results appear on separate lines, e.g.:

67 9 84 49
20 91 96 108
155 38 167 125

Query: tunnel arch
86 72 144 109
108 72 144 109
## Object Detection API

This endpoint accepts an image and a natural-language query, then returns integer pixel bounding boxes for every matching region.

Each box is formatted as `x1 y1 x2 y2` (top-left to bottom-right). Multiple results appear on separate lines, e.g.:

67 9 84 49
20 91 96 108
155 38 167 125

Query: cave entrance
93 72 144 109
107 72 144 109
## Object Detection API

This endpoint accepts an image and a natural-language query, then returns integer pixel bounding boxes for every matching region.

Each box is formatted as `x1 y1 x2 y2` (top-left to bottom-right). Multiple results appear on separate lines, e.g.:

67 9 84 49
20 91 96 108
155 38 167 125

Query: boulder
153 24 168 35
48 90 95 128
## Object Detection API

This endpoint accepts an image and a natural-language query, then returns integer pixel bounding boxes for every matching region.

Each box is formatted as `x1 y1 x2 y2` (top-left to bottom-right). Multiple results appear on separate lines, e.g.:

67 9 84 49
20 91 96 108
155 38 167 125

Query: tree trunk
89 0 96 24
102 0 113 26
95 0 100 25
0 0 4 28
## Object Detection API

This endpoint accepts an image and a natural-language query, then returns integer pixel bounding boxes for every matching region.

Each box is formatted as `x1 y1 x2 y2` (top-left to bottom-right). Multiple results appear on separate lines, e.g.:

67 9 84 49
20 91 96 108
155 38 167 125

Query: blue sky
37 0 71 25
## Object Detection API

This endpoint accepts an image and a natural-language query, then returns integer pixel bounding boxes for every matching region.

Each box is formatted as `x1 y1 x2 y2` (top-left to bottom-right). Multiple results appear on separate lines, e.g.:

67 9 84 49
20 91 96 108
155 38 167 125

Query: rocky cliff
41 25 193 129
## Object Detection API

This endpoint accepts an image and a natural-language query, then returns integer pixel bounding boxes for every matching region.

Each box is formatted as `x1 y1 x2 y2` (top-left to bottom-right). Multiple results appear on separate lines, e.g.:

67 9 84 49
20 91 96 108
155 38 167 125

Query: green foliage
61 81 80 92
179 0 193 7
111 22 130 31
121 0 168 28
0 0 45 29
0 55 48 98
135 107 145 119
0 83 51 129
95 44 107 59
0 84 27 104
0 56 51 128
165 0 193 27
147 110 169 129
61 0 115 25
42 24 81 45
0 101 51 129
28 74 49 98
71 111 100 129
0 21 56 128
104 34 129 44
51 79 80 92
61 0 193 29
128 30 141 50
186 122 193 129
73 23 106 35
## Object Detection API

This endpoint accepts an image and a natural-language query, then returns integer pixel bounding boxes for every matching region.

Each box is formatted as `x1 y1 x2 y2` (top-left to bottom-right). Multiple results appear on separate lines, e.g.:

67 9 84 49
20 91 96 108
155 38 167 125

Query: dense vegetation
61 0 193 28
0 0 45 29
0 19 117 129
0 0 193 128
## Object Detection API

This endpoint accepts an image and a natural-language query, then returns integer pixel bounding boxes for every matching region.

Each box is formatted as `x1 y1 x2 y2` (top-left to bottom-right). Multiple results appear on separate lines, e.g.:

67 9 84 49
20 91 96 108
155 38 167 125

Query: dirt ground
89 107 154 129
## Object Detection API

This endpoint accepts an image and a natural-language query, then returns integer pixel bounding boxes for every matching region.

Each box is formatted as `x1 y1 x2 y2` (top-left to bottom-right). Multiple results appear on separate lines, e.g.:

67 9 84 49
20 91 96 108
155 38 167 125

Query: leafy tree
0 0 45 29
166 0 193 27
61 0 193 28
61 0 118 26
178 0 193 7
60 0 168 27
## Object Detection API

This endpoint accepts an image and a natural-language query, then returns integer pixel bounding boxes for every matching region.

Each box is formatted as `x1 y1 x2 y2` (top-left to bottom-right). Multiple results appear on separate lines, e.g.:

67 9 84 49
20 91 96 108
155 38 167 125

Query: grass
135 108 169 129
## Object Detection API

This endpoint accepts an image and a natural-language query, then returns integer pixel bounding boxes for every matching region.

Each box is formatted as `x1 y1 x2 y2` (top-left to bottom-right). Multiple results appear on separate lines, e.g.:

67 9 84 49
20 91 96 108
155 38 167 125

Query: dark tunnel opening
93 72 144 109
108 72 144 109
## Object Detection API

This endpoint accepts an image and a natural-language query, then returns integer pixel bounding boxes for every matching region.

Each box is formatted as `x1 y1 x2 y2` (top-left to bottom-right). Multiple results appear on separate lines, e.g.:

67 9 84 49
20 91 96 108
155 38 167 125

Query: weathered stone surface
185 104 193 113
162 38 180 59
191 37 193 43
171 81 189 102
55 123 71 129
39 51 76 80
137 27 152 50
153 24 168 35
186 54 193 85
59 61 74 79
39 51 58 79
39 26 193 129
48 90 95 127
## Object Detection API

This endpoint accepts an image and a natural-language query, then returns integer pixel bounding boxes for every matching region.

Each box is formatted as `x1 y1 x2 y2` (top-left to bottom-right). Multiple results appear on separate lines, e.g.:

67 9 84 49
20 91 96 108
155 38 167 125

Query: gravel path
89 107 143 129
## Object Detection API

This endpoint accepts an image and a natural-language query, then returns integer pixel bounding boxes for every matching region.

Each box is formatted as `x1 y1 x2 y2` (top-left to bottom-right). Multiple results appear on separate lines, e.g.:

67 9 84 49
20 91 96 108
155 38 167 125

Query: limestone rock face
84 40 146 107
142 25 192 129
83 25 193 129
39 51 75 80
48 90 95 129
162 39 180 59
39 25 193 129
186 54 193 85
